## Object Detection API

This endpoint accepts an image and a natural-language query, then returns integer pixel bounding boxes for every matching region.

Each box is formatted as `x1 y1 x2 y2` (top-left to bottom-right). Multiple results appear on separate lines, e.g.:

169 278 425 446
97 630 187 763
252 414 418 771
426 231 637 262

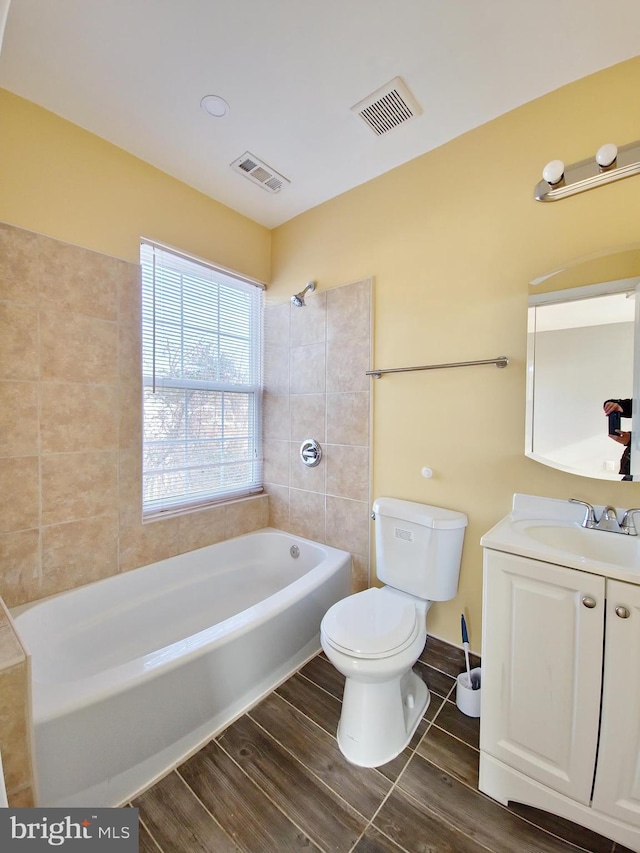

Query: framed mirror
526 246 640 481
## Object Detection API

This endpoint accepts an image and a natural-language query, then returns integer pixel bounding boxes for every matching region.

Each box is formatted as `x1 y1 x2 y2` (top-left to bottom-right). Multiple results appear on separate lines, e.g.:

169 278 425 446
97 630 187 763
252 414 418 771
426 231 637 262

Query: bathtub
12 528 351 808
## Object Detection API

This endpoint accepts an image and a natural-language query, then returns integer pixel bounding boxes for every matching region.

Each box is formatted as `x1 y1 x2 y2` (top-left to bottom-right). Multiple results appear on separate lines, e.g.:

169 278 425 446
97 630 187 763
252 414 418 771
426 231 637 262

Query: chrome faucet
621 508 640 535
569 499 597 528
595 505 622 533
569 499 640 535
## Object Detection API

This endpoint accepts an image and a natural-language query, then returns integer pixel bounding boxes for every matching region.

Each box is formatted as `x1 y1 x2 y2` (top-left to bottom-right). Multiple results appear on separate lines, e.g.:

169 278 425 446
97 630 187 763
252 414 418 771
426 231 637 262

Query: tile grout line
295 667 344 704
244 705 381 825
344 690 453 853
392 771 601 853
392 739 605 853
423 679 610 853
172 768 246 852
272 683 343 740
212 735 327 853
137 813 165 853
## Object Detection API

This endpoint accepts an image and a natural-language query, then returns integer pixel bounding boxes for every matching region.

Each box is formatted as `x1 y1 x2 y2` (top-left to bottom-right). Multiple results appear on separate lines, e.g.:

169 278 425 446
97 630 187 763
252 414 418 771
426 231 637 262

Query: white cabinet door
481 550 605 803
592 579 640 827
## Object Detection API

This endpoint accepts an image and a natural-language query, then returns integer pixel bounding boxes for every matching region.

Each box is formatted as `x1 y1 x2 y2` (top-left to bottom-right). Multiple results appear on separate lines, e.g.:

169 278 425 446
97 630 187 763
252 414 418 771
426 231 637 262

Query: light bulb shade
542 160 565 185
596 143 618 168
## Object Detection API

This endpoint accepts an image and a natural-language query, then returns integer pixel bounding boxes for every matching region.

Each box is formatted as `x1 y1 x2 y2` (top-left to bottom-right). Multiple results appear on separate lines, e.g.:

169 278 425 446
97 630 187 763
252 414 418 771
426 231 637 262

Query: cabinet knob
615 605 631 619
582 596 597 609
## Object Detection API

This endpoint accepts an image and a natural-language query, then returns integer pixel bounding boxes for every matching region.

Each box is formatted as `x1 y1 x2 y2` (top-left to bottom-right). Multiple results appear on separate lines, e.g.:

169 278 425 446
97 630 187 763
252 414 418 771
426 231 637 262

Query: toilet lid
322 588 420 658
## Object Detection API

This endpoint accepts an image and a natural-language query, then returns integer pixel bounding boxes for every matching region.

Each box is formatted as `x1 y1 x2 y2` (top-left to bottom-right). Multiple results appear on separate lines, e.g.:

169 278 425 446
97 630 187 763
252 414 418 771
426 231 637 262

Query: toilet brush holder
456 667 482 717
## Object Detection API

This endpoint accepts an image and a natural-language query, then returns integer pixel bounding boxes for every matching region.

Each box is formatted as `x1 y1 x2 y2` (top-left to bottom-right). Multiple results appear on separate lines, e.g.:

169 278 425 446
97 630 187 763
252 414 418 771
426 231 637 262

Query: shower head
291 281 316 307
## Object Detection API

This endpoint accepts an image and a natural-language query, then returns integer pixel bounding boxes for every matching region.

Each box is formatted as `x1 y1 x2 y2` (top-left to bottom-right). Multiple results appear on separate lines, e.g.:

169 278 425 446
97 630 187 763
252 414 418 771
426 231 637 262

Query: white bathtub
12 528 351 807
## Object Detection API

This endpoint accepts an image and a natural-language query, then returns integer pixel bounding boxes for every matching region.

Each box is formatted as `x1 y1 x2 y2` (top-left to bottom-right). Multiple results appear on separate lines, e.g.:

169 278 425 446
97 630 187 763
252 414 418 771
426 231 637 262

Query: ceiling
2 1 640 229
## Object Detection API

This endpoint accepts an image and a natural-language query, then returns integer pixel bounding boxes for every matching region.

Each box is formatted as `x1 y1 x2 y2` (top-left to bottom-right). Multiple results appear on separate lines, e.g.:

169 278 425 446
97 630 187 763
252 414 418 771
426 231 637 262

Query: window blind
140 241 263 516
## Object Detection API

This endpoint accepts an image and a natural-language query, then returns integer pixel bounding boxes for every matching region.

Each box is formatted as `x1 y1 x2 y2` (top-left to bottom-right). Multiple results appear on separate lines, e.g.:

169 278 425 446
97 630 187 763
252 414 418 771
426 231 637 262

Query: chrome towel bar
366 355 509 378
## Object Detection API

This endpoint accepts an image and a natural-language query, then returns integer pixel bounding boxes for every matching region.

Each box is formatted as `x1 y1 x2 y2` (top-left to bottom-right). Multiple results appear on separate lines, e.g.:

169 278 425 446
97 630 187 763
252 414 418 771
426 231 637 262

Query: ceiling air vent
351 76 422 136
230 152 290 193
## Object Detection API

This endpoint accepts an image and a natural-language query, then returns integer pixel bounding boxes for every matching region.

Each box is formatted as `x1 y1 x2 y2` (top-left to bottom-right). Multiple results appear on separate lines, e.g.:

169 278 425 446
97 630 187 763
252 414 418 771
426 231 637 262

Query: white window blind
141 241 263 516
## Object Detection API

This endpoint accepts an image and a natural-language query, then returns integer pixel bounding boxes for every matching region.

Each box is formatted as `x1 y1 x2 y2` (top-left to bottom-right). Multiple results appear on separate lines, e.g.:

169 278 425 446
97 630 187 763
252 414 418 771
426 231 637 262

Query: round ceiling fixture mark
200 95 230 118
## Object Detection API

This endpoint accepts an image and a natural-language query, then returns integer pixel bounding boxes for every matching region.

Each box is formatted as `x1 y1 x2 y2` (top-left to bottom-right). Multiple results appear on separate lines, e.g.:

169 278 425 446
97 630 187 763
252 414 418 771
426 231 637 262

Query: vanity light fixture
535 139 640 201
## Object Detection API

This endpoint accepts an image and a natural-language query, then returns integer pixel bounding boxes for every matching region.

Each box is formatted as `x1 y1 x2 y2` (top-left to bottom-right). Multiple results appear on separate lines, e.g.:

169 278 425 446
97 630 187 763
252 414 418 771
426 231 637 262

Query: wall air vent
351 76 422 136
230 152 290 193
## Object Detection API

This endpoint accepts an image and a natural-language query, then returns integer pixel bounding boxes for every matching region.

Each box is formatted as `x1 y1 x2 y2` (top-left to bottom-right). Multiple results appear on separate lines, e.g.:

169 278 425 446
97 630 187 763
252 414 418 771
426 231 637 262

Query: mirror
526 246 640 481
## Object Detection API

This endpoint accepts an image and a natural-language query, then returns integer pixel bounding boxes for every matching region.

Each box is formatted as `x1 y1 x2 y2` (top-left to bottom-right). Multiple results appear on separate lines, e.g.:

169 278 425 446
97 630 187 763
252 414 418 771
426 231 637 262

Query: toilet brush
461 614 480 689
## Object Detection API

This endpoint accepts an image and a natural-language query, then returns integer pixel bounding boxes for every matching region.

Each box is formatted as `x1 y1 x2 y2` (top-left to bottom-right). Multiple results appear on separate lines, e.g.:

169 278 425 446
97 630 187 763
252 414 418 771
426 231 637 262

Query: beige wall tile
263 393 289 440
350 553 370 593
264 345 289 395
225 495 269 538
290 394 326 442
0 457 39 534
40 309 118 384
8 786 35 808
326 495 370 555
0 303 39 381
264 302 290 349
0 530 41 607
263 439 289 486
118 379 142 451
41 514 119 596
119 319 142 384
41 451 118 526
290 290 326 347
38 237 118 321
289 342 326 395
265 484 289 530
0 622 26 670
263 279 371 564
326 444 369 502
118 516 180 573
40 381 119 454
289 489 325 542
326 392 370 446
0 663 30 793
326 336 370 393
0 223 40 306
326 279 371 343
117 261 141 327
289 443 326 494
178 505 226 553
118 447 142 529
0 382 38 458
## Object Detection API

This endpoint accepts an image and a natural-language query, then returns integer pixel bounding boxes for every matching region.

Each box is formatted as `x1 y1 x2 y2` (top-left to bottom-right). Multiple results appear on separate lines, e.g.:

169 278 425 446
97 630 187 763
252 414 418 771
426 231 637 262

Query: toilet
320 497 467 768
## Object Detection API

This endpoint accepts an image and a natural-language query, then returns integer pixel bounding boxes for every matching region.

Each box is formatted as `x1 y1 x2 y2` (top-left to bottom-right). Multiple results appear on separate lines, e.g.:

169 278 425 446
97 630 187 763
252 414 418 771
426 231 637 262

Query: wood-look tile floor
132 636 630 853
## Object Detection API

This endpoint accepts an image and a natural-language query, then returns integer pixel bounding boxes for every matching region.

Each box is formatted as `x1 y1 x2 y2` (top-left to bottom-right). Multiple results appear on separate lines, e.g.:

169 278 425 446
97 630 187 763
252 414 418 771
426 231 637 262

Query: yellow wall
0 89 270 280
3 57 640 651
270 56 640 650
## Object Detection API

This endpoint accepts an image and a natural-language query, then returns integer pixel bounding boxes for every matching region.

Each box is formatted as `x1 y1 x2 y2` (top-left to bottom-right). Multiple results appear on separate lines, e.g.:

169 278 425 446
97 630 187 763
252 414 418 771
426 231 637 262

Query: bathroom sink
513 520 640 569
480 495 640 583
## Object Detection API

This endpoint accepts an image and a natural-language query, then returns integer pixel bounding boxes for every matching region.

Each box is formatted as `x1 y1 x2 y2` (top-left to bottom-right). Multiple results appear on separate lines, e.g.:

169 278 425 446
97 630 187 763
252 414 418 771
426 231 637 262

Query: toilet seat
321 587 422 659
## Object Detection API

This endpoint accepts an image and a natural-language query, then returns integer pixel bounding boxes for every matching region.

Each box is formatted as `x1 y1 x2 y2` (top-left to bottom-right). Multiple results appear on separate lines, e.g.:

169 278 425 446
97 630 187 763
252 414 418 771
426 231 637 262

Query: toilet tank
373 497 467 600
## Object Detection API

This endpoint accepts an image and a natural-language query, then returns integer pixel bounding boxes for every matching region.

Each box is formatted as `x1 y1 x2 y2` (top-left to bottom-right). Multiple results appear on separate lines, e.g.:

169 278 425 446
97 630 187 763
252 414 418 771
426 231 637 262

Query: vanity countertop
481 493 640 585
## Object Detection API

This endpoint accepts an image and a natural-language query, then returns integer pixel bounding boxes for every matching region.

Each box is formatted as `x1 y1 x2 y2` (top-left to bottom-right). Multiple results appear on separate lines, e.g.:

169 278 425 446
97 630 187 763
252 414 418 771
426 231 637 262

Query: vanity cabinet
591 578 640 826
480 548 640 850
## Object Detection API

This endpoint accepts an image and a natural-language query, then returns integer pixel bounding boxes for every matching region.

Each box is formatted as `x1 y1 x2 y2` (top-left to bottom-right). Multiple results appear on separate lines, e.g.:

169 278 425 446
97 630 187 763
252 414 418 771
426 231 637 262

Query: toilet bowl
321 587 430 767
320 497 467 768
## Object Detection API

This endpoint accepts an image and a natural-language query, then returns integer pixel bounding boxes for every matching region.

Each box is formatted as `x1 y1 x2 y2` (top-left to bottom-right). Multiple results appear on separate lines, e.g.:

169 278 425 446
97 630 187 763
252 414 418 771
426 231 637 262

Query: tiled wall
0 601 33 807
263 279 372 590
0 221 270 803
0 221 268 608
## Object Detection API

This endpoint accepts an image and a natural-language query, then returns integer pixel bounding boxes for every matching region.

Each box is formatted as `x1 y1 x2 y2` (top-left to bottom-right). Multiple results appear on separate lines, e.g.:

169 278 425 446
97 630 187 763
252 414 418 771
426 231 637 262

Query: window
140 241 263 516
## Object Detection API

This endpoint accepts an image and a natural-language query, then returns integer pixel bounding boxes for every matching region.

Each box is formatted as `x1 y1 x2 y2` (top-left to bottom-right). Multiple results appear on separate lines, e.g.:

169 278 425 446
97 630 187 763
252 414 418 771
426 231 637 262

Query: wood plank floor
132 636 629 853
